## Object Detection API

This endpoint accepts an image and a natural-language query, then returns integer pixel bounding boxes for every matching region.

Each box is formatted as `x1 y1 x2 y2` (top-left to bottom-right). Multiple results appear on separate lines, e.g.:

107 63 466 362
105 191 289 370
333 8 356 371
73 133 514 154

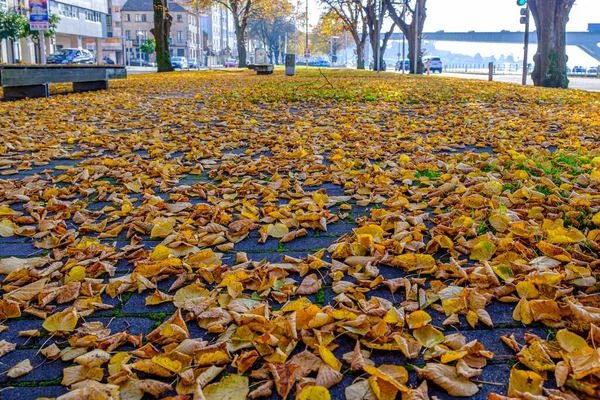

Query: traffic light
516 0 526 5
520 8 527 24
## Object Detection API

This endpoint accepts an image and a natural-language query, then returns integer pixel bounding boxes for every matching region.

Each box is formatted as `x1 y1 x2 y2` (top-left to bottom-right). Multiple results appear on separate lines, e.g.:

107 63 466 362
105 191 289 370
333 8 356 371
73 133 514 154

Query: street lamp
330 35 339 65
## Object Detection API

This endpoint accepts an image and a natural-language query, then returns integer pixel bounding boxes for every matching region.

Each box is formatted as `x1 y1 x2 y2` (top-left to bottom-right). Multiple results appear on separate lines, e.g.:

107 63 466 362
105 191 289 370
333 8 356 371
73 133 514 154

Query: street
423 71 600 92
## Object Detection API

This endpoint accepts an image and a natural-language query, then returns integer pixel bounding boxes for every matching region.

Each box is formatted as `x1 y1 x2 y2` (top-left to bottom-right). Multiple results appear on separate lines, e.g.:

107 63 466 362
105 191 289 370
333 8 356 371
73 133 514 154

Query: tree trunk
233 22 247 67
529 0 575 88
407 23 423 74
151 0 173 72
385 0 427 74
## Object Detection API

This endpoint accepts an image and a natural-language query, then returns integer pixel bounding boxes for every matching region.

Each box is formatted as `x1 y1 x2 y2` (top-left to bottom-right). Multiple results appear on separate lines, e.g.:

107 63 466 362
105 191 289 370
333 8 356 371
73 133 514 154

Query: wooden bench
0 65 127 101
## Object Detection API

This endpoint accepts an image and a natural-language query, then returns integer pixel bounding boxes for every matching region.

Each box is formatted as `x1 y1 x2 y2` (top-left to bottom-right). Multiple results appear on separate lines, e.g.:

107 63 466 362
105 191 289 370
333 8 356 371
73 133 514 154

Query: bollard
285 54 295 76
488 62 494 81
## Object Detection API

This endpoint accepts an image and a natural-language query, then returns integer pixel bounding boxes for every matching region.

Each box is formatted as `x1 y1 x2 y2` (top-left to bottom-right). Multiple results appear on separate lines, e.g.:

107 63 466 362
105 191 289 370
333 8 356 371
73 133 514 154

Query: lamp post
413 0 419 75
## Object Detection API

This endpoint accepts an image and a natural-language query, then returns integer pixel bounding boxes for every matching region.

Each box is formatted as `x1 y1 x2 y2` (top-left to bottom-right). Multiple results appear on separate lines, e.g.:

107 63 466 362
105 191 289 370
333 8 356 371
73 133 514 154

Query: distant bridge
389 31 600 62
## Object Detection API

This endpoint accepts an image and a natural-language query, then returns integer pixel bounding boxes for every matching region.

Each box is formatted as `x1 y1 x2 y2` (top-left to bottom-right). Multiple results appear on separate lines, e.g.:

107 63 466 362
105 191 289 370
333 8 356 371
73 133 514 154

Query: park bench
247 64 274 75
0 65 127 101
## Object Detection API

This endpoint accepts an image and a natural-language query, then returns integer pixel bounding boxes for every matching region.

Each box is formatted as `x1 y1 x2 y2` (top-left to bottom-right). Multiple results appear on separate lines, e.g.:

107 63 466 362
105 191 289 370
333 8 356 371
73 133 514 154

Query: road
425 71 600 92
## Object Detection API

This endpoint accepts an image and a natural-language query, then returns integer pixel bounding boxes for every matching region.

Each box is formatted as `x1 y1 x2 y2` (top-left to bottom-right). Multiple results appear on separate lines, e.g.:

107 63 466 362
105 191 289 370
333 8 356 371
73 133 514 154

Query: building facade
1 0 109 64
121 0 200 62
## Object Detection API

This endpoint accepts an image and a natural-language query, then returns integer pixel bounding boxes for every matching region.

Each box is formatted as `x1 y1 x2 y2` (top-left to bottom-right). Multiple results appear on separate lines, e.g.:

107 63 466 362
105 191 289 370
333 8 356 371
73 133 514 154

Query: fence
443 63 534 75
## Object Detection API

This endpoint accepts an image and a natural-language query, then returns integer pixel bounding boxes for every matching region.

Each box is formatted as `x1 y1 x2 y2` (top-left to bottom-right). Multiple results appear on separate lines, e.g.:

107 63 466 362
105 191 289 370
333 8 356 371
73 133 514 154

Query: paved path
0 70 581 399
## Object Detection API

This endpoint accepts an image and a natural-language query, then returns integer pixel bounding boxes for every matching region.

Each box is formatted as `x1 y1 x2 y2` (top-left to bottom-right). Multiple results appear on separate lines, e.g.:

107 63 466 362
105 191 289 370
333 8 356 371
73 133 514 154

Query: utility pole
402 2 406 73
305 0 308 68
375 0 381 72
195 0 201 66
520 1 530 85
413 0 419 75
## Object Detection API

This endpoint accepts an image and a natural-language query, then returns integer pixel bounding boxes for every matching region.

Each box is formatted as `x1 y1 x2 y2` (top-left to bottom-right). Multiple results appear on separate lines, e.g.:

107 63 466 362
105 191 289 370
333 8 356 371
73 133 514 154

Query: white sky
307 0 600 67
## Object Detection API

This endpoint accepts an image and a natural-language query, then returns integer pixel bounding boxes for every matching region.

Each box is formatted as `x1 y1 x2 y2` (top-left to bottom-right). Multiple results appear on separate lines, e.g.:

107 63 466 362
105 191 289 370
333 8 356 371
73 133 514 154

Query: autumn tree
385 0 426 74
248 0 295 64
364 0 395 71
310 12 348 63
528 0 575 88
151 0 173 72
321 0 368 69
0 11 26 63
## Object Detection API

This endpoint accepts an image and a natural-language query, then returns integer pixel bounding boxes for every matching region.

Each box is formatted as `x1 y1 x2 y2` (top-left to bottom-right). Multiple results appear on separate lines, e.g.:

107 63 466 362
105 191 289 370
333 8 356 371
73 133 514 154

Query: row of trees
149 0 573 88
0 10 59 62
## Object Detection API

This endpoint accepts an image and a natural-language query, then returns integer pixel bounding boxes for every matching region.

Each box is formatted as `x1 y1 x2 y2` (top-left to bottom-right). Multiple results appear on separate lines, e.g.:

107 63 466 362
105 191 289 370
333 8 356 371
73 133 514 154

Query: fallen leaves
0 68 600 399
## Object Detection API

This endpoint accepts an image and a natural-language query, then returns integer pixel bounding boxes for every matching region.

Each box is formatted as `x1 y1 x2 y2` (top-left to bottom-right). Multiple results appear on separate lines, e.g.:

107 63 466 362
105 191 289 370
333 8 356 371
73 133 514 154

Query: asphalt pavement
423 71 600 92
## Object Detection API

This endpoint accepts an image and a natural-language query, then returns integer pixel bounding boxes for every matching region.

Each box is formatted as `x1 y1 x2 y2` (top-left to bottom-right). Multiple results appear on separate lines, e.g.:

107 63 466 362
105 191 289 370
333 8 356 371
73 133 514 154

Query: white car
423 56 443 73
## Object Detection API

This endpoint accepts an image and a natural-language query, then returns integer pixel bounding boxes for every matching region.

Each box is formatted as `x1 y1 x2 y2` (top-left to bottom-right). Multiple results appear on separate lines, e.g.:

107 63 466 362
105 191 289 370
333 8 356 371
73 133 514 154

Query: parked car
587 66 598 77
171 57 189 70
571 66 586 75
47 48 95 65
395 59 410 71
224 59 239 68
128 58 152 67
369 59 387 71
188 58 199 69
423 56 443 73
311 59 331 68
102 56 115 65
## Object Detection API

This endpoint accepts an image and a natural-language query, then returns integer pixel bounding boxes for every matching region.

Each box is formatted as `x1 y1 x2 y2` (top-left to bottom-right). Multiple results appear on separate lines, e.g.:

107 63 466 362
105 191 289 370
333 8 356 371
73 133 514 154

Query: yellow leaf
0 220 17 237
412 325 445 348
42 309 78 333
363 365 409 391
298 386 331 400
354 224 385 242
217 269 249 288
406 310 431 329
508 368 543 397
151 221 174 238
203 374 249 400
65 266 86 283
516 281 539 299
319 345 342 372
592 211 600 226
267 223 289 238
150 244 174 260
488 214 510 233
470 240 496 261
152 355 183 373
0 206 20 216
556 329 589 353
281 296 312 313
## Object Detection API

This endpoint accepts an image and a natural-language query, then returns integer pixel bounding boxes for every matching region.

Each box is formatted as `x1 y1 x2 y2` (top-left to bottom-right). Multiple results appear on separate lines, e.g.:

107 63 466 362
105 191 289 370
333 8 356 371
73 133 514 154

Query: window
115 21 121 28
177 49 184 56
141 14 147 22
135 14 140 22
125 13 130 22
85 10 101 22
125 30 131 39
177 14 182 23
177 31 183 43
58 3 79 19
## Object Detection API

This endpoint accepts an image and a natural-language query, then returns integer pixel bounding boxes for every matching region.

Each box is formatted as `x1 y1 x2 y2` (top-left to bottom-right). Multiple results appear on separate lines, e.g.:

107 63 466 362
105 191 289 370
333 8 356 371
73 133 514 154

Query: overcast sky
308 0 600 66
424 0 598 32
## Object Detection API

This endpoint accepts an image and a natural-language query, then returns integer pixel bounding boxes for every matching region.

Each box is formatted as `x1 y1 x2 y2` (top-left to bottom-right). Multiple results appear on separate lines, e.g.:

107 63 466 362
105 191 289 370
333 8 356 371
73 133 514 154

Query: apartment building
51 0 109 60
205 3 236 61
121 0 201 61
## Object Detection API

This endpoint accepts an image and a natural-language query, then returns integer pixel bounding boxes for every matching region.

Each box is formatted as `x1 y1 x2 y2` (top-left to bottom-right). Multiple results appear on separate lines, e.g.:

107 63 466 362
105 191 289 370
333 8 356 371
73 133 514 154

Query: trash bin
285 54 295 76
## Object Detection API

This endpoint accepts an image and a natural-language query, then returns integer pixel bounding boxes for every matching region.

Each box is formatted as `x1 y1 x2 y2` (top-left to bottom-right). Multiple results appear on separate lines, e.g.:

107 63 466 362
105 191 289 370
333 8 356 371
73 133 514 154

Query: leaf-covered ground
0 69 600 400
